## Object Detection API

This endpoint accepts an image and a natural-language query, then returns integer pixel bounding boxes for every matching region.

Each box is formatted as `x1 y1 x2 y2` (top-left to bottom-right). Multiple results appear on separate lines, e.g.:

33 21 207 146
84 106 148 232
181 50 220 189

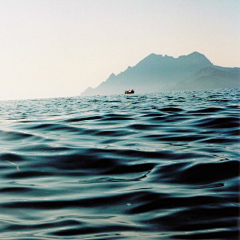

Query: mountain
174 66 240 91
81 52 240 96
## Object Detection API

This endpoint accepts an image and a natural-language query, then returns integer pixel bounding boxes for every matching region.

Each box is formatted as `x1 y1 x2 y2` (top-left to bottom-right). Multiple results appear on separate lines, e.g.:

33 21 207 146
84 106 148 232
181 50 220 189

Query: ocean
0 88 239 239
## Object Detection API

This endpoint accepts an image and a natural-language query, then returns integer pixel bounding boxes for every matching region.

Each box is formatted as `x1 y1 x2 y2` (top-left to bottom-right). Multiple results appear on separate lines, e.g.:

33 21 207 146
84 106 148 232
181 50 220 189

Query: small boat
125 89 134 94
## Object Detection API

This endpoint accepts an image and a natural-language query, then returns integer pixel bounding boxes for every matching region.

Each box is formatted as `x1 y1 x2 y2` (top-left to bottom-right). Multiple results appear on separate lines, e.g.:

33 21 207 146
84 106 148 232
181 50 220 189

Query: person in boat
125 89 134 94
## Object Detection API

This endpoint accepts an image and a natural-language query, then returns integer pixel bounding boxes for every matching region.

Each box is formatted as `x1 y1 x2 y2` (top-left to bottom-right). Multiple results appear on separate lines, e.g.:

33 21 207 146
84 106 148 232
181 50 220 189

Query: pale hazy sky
0 0 239 100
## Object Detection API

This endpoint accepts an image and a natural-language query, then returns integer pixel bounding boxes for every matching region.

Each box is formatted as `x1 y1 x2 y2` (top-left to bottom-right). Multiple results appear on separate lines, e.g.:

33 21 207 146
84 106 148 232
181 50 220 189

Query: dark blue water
0 88 239 239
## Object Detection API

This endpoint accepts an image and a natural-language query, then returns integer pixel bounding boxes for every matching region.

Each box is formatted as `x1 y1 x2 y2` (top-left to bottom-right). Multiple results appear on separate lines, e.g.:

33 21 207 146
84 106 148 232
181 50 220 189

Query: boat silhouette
125 89 134 94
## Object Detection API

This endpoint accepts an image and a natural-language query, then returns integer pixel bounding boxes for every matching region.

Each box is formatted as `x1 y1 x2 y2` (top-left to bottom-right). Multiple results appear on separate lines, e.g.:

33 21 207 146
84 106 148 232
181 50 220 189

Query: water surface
0 88 239 239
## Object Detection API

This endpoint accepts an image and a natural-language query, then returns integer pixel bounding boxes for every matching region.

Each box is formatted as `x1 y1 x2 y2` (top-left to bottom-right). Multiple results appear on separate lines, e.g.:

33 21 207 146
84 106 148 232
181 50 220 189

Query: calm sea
0 88 239 239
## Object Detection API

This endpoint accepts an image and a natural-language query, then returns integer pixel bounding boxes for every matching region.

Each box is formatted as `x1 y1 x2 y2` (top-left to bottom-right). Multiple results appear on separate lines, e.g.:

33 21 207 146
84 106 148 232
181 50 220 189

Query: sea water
0 88 239 239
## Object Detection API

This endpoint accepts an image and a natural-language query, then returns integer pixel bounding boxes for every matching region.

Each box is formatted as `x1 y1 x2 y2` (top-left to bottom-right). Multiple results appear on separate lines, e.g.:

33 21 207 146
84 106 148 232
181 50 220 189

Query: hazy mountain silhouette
81 52 240 96
174 66 240 91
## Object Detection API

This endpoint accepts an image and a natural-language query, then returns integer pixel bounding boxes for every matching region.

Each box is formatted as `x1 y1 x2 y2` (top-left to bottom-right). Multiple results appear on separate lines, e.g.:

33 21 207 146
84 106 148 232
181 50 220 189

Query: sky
0 0 239 100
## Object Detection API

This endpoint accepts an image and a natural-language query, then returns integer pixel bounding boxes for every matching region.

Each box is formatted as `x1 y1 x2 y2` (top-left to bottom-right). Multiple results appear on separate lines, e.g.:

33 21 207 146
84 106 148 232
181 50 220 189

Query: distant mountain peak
149 53 158 57
190 51 203 55
109 73 116 77
105 73 116 81
190 51 209 59
143 53 162 60
179 51 207 59
177 51 213 66
81 52 239 96
148 51 206 60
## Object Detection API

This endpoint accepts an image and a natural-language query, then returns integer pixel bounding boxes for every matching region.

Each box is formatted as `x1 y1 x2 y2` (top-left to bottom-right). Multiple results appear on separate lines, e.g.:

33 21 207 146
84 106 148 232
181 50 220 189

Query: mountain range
81 52 240 96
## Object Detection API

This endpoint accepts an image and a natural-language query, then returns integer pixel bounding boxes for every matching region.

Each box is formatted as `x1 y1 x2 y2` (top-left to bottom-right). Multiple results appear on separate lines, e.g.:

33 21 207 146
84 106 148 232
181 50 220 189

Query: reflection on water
0 88 239 239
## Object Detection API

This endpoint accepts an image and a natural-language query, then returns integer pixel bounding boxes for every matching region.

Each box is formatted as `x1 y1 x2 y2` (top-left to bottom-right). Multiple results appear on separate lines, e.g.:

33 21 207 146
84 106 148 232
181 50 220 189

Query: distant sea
0 88 239 240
